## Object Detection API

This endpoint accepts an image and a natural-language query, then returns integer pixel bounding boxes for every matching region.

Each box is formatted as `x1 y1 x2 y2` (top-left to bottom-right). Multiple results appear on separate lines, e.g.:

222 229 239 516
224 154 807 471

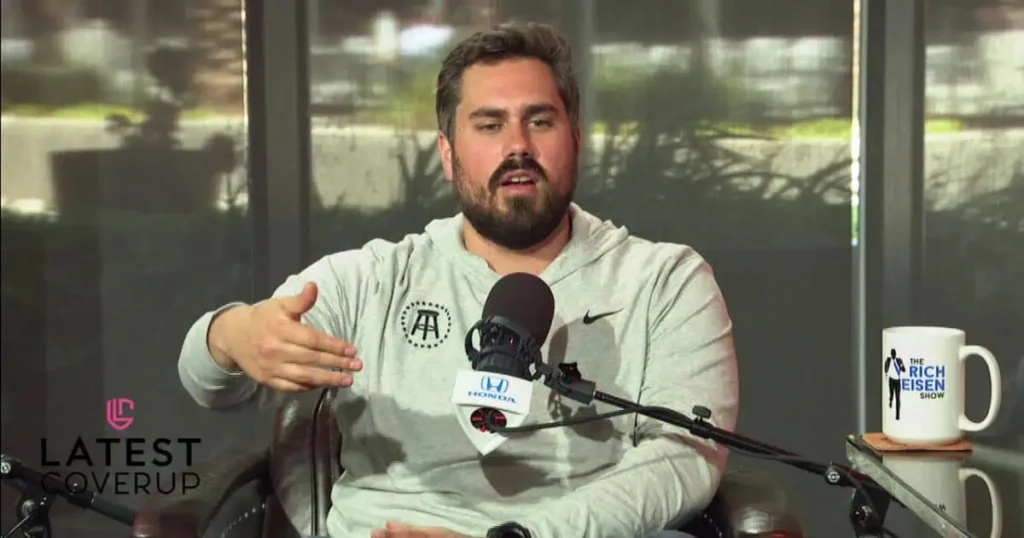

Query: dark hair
435 22 580 142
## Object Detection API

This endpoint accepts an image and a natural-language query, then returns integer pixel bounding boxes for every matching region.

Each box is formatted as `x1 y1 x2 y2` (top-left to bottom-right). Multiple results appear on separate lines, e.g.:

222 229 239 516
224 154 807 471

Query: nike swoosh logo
582 309 622 325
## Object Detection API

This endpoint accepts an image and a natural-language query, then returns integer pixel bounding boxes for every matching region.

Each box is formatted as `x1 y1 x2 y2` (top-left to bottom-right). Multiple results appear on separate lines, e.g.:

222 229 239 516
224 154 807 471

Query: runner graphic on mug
884 348 906 420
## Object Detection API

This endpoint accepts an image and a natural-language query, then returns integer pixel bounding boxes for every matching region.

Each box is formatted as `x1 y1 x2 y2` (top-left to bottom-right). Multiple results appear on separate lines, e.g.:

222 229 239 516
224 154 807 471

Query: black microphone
464 272 555 379
452 273 555 452
0 452 137 537
471 274 901 536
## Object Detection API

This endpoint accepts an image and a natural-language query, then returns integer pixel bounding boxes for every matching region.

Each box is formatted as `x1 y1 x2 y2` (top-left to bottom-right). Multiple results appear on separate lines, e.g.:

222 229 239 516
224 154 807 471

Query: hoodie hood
424 203 631 287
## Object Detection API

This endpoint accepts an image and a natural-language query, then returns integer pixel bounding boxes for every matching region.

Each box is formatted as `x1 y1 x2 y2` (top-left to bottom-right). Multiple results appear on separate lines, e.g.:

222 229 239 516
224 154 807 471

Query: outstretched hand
370 521 474 538
212 281 362 392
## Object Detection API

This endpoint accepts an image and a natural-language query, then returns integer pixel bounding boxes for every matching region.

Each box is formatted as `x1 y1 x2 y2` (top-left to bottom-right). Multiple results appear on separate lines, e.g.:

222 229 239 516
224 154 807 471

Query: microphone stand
536 362 896 538
0 453 136 538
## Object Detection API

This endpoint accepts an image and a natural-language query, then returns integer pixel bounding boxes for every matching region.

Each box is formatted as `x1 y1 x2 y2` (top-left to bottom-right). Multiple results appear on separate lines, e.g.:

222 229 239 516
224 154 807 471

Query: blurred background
1 0 1021 537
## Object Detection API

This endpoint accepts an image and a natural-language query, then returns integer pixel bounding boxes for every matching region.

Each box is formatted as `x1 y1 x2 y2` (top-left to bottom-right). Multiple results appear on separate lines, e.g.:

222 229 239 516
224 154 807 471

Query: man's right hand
208 282 362 392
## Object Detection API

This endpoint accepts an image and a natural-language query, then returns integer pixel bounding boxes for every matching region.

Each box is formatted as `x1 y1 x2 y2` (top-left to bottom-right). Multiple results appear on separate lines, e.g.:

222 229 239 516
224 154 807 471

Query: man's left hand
370 521 475 538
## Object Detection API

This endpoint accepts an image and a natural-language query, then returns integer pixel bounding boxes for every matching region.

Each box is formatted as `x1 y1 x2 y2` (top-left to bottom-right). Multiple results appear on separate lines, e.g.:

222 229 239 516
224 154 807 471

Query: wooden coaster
862 432 973 452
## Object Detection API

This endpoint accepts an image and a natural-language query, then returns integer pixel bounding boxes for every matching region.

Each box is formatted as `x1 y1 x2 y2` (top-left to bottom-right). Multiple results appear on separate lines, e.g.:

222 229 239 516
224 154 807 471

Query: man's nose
503 123 533 157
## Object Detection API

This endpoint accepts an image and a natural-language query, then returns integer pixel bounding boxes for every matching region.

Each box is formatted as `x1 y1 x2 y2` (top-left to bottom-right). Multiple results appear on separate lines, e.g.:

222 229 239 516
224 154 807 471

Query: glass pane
307 1 856 535
922 2 1024 535
1 1 252 535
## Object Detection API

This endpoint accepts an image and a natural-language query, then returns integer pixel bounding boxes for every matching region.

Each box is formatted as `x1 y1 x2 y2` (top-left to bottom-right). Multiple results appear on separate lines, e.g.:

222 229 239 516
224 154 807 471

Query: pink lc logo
106 397 134 431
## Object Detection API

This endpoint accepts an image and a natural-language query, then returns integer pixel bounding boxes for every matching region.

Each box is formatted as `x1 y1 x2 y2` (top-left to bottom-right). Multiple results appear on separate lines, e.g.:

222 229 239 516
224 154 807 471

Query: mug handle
958 468 1002 538
958 345 1002 431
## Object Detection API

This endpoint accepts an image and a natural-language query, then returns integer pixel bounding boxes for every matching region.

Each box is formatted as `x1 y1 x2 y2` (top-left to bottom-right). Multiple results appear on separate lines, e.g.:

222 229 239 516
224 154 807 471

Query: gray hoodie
178 203 739 538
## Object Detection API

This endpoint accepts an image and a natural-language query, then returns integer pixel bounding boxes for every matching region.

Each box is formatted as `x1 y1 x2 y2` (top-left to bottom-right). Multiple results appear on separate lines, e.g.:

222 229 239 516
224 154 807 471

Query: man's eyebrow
467 103 560 120
523 103 559 117
468 107 506 120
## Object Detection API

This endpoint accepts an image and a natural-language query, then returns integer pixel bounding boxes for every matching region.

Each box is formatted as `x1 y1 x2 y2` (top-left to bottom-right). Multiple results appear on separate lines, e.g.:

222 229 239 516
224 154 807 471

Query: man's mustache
489 155 547 192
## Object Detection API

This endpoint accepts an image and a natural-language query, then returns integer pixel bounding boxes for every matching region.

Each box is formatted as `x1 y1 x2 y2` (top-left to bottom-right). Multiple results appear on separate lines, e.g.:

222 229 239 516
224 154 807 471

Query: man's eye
477 123 500 132
531 118 553 128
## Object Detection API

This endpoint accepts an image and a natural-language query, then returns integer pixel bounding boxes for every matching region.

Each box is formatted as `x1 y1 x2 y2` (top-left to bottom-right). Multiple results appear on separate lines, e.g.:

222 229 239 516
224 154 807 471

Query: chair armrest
131 447 270 538
268 389 341 537
714 467 805 537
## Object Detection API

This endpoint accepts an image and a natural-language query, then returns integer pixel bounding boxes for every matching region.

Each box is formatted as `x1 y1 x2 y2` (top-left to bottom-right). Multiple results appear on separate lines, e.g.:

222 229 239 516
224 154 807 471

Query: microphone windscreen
482 273 555 344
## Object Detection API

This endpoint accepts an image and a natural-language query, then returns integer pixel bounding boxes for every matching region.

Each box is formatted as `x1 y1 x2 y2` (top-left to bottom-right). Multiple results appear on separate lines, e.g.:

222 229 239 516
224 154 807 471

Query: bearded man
178 22 739 538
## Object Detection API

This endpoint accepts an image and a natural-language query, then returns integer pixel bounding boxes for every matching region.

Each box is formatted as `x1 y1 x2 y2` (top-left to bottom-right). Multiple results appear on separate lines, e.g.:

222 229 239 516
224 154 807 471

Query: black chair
131 389 805 538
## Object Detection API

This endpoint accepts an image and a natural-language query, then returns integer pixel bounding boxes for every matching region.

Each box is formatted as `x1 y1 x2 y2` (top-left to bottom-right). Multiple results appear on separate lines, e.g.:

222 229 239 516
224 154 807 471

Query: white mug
882 454 1003 538
881 326 1002 445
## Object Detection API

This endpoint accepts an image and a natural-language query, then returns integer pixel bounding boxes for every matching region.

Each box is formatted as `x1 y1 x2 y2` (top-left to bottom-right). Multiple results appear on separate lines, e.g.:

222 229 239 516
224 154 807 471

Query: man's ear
438 131 455 182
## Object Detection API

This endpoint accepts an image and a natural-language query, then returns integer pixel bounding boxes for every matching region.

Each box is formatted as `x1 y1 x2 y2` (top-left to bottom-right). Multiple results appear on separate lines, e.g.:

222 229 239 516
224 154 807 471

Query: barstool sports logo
35 397 201 496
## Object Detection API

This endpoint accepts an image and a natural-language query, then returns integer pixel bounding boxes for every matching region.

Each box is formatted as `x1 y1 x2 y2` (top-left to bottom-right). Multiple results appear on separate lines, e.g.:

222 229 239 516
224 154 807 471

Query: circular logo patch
400 301 452 349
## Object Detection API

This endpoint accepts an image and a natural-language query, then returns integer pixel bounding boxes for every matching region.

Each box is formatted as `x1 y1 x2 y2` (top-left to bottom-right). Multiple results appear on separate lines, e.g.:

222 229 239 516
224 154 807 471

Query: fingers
256 342 357 385
371 522 458 538
259 363 352 390
259 327 361 371
280 282 318 318
265 378 313 393
277 319 356 357
311 349 362 371
243 281 370 392
252 335 361 389
370 521 420 538
274 362 354 388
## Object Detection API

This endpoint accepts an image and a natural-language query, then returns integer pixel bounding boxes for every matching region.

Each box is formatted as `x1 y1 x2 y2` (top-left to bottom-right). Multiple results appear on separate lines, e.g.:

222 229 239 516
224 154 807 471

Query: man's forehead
458 58 563 114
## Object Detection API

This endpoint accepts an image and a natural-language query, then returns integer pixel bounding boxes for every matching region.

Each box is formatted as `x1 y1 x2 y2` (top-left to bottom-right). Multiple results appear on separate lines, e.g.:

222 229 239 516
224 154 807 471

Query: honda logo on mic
480 375 509 394
468 375 516 404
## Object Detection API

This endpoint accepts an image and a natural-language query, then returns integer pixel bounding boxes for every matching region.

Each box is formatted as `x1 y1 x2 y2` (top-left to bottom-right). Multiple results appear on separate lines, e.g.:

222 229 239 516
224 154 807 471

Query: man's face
439 57 579 251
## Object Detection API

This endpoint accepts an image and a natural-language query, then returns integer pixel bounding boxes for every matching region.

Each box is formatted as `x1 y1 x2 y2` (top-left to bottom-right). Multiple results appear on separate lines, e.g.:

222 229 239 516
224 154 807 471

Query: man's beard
451 153 575 251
